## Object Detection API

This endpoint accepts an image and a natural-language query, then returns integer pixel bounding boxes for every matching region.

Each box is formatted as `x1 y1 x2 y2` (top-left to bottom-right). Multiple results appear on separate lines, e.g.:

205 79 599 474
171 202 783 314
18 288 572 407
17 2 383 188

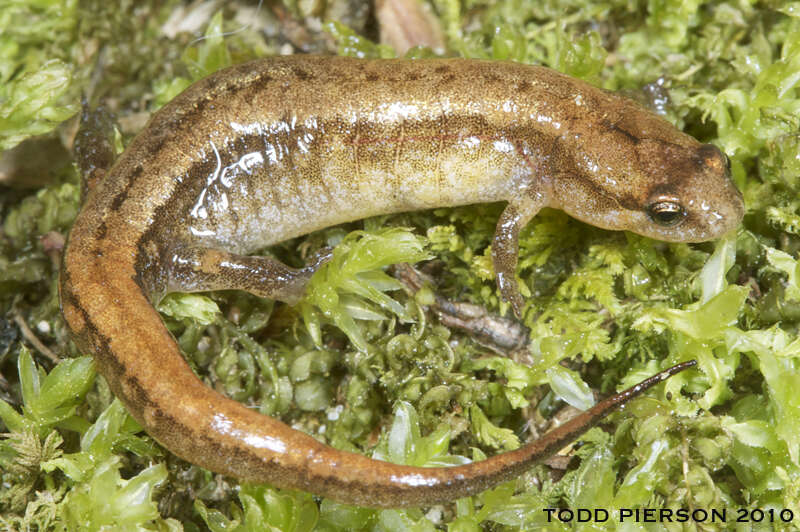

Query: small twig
12 312 61 364
392 263 529 355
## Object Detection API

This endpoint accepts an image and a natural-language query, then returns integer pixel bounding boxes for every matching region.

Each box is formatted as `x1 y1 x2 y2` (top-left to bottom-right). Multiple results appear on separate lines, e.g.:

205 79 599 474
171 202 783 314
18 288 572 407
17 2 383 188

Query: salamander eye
647 201 686 227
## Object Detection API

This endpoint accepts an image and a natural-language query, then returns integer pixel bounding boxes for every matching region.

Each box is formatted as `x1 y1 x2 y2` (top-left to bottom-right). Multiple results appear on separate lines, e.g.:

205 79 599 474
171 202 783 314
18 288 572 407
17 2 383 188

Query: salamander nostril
696 144 727 173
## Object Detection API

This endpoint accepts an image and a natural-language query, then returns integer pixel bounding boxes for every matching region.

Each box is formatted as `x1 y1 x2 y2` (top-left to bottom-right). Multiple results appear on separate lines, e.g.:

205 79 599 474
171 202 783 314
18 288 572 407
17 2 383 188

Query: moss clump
2 1 799 530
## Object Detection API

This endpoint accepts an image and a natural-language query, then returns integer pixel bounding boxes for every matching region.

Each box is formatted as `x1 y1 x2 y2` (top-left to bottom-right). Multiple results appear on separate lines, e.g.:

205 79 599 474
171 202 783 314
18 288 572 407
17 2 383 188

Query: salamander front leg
493 194 547 318
167 247 333 304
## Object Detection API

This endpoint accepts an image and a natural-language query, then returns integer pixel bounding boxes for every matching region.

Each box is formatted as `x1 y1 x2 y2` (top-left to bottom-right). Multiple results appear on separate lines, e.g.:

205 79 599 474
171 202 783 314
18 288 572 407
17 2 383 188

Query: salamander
59 56 744 508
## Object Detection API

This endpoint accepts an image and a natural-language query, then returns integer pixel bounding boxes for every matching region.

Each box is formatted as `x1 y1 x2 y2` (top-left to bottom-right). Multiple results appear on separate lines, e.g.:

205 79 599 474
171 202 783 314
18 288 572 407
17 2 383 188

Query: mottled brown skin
60 56 743 508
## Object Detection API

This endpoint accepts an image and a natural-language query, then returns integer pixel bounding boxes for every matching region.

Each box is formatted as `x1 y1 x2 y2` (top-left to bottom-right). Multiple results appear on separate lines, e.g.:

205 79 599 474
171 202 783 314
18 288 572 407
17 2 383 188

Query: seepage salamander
60 56 744 507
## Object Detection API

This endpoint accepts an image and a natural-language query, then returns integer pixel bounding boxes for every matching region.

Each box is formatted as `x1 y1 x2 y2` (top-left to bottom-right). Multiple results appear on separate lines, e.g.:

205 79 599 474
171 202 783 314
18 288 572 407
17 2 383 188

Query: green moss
0 349 175 530
195 484 319 532
299 227 430 351
2 1 800 530
0 0 80 151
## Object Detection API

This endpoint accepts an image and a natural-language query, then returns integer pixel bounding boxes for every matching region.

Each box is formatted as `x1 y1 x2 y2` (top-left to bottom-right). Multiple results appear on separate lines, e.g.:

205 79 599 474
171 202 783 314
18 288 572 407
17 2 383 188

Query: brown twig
12 312 60 364
392 262 529 355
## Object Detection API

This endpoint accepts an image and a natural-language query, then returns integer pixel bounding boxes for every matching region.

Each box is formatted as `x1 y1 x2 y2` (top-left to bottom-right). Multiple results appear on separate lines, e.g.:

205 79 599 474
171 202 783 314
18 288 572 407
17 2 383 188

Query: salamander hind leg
166 246 333 304
73 99 116 199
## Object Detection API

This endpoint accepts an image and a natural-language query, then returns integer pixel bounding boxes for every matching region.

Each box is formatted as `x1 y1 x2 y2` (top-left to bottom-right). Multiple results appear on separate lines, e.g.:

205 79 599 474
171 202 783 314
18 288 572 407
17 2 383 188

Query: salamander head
554 107 744 243
631 141 744 242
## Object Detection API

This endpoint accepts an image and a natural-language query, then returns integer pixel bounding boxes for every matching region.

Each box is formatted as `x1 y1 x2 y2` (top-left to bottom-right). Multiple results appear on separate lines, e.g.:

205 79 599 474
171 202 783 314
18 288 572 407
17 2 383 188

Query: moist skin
60 56 744 508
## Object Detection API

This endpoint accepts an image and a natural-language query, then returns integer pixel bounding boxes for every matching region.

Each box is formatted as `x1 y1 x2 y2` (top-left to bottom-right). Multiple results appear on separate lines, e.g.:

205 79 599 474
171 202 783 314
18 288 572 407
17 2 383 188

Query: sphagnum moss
1 1 799 530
